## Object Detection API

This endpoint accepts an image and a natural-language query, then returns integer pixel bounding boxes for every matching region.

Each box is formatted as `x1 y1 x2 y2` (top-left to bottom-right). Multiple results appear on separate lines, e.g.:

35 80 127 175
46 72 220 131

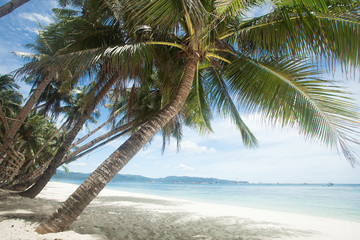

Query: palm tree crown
61 0 360 163
11 0 360 233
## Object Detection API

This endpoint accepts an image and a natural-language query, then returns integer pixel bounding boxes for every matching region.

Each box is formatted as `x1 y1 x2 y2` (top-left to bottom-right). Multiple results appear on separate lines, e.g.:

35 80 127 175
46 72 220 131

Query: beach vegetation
0 75 65 190
0 0 360 233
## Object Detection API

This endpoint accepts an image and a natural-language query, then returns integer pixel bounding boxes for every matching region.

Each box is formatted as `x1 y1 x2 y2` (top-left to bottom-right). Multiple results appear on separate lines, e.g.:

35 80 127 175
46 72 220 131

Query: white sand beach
0 181 359 240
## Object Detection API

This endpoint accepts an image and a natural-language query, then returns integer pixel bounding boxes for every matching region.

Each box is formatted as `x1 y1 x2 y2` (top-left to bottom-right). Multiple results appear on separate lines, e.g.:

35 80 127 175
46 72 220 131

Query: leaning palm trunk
4 122 131 190
20 74 119 198
7 73 54 139
0 73 54 174
0 141 25 183
0 0 30 18
1 158 51 190
64 128 131 164
63 121 134 163
14 122 66 179
35 54 199 234
69 117 114 149
19 111 93 198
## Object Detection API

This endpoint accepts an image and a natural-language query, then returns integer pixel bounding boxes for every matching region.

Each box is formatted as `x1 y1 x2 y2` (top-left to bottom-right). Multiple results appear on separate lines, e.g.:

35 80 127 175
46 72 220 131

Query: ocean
53 178 360 222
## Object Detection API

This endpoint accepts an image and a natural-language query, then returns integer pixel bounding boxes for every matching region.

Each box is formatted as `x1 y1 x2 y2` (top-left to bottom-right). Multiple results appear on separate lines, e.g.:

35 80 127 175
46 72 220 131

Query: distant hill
52 170 249 184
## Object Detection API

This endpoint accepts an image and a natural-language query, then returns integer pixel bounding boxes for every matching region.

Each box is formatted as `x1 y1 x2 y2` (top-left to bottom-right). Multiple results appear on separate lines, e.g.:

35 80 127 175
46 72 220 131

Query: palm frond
12 51 43 62
215 0 262 17
121 0 184 30
229 5 360 70
17 42 152 82
225 55 360 164
160 115 183 154
206 62 258 147
52 8 80 18
58 0 85 8
270 0 356 12
183 66 213 134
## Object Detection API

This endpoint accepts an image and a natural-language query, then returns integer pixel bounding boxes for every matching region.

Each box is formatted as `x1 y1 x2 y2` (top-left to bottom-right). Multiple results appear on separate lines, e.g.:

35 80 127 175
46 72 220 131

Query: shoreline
1 181 360 240
54 178 360 223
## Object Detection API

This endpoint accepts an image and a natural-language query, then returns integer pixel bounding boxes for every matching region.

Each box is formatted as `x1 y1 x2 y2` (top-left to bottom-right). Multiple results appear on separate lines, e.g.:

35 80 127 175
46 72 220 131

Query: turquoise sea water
53 179 360 222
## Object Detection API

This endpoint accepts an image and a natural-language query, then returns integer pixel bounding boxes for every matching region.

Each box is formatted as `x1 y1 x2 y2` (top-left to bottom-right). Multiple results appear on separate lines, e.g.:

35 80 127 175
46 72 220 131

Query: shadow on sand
0 193 315 240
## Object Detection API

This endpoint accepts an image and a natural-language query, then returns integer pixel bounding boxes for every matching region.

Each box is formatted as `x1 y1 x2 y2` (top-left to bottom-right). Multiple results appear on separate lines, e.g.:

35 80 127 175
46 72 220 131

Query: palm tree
33 0 360 233
19 70 122 197
0 9 81 168
0 75 24 181
0 75 23 118
6 4 128 196
17 0 170 196
0 75 64 186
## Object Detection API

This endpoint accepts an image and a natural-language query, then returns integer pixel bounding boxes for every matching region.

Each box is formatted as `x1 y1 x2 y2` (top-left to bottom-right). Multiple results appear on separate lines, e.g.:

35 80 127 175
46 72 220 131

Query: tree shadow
71 195 315 240
0 194 316 240
0 195 60 224
94 195 182 206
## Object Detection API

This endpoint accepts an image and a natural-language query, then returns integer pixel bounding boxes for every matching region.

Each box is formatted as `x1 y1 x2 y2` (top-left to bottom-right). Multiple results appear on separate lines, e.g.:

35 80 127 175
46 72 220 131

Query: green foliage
0 75 23 117
18 113 62 171
224 56 360 163
15 0 360 164
0 75 64 175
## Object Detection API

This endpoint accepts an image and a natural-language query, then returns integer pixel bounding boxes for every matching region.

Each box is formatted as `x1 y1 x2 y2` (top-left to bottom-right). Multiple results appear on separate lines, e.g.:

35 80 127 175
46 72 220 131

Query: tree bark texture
69 118 113 149
0 0 30 18
20 75 118 198
1 159 49 190
13 122 66 180
0 74 53 169
35 54 200 234
64 121 133 164
7 74 53 139
64 128 130 164
19 112 92 198
4 174 40 191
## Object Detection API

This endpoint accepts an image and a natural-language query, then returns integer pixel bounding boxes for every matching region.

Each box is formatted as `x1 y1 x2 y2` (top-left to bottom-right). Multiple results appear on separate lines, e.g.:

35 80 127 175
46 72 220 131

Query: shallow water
53 178 360 222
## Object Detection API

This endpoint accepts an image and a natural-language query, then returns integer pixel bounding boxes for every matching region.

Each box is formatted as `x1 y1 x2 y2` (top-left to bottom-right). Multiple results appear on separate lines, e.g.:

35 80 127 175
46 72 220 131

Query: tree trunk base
35 222 62 234
34 53 200 233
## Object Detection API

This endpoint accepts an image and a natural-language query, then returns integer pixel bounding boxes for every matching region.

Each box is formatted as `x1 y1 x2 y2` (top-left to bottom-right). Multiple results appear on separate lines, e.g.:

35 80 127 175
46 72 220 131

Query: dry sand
0 181 359 240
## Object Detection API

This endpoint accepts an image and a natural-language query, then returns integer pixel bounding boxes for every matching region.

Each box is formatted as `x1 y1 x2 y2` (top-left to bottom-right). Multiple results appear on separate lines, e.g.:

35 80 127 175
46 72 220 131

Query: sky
1 0 360 183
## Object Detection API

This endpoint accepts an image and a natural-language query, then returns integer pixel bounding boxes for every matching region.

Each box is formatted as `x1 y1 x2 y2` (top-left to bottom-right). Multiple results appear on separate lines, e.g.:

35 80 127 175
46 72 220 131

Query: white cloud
179 140 217 155
20 12 53 25
177 164 194 171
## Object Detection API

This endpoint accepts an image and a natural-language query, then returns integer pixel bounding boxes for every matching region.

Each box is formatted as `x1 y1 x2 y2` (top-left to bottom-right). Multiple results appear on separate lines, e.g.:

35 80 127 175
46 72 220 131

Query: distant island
52 170 249 185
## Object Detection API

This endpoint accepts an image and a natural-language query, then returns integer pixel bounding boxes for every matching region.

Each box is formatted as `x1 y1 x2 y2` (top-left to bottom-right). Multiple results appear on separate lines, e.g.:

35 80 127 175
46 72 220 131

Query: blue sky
1 0 360 183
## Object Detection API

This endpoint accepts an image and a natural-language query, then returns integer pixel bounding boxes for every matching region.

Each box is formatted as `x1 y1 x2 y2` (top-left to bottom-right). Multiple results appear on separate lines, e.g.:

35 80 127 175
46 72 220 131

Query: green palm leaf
270 0 356 11
184 66 213 134
121 0 184 29
215 0 261 17
225 55 360 164
227 3 360 69
18 42 152 81
206 63 258 147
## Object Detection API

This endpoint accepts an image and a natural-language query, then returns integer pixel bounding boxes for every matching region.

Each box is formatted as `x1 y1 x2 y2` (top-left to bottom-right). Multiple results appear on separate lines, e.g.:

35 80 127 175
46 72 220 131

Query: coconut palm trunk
5 173 40 191
20 74 119 198
35 53 199 234
0 0 30 18
7 74 53 139
69 118 112 149
0 74 53 169
63 121 133 163
19 113 93 197
64 128 130 164
2 160 48 191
